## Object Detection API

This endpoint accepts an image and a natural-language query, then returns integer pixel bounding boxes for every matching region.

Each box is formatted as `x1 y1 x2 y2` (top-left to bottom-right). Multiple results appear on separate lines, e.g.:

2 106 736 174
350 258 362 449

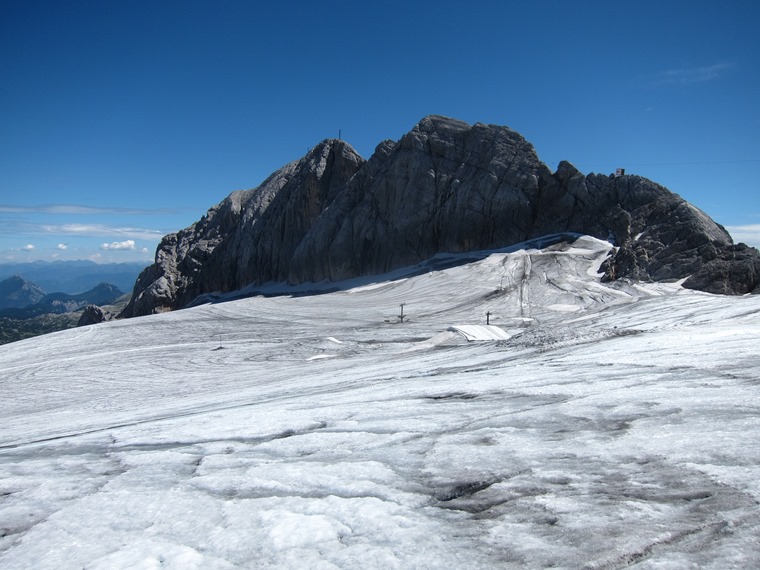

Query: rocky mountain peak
120 116 760 318
120 137 366 317
0 275 46 309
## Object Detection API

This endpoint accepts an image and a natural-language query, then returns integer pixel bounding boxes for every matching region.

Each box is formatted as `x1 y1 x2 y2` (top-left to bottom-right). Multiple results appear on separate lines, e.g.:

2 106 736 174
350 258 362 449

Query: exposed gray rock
121 115 760 318
77 305 115 327
120 140 365 317
289 117 549 282
681 243 760 294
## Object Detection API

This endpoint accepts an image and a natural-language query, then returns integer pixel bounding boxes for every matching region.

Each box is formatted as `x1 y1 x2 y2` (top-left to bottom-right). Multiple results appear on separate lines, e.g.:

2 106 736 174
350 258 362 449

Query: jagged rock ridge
121 116 760 317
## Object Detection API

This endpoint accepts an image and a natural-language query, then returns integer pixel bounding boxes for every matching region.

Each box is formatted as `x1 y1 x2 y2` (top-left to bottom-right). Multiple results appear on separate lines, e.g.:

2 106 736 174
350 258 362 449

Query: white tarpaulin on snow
447 324 512 341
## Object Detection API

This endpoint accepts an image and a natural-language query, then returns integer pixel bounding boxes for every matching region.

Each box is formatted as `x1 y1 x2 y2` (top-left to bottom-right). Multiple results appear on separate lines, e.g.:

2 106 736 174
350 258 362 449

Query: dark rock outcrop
681 243 760 295
77 304 115 327
121 115 760 317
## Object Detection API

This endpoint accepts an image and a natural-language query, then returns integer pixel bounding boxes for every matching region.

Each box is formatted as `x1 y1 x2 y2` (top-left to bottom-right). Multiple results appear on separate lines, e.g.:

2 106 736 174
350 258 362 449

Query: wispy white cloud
57 243 68 250
39 223 165 241
0 219 167 241
726 224 760 249
656 63 736 85
22 244 35 251
101 240 136 251
0 204 182 215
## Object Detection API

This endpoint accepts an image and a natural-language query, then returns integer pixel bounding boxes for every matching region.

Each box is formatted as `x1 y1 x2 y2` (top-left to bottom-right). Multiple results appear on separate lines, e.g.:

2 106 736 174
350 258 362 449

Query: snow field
1 236 759 568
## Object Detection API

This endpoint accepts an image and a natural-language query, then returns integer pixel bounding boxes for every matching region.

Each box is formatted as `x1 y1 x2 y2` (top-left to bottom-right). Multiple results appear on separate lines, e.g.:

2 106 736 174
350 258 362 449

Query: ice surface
1 236 759 568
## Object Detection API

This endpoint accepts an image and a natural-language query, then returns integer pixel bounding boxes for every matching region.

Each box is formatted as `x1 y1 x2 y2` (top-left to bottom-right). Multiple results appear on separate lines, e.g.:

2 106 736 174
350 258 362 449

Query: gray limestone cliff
121 140 365 317
120 116 760 318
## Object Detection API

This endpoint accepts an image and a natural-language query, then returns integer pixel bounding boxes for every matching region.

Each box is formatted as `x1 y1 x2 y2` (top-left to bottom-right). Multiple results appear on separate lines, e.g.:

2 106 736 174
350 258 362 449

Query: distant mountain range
0 279 125 320
0 275 129 344
122 115 760 318
0 260 146 294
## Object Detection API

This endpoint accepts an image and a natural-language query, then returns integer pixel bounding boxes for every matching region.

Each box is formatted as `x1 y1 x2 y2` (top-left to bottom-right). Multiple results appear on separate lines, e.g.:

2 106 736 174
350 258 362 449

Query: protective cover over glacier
1 236 759 569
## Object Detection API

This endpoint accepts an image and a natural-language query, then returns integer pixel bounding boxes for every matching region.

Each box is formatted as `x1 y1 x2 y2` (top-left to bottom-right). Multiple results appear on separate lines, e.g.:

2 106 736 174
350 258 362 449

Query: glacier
1 235 759 569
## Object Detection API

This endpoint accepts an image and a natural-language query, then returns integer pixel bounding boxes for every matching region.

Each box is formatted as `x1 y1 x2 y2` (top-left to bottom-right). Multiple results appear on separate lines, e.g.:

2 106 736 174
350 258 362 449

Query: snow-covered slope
1 236 759 569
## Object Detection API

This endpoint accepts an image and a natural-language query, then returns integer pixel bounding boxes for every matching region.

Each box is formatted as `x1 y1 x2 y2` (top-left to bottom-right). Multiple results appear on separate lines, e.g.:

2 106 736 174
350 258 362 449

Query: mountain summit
0 275 46 309
121 116 760 317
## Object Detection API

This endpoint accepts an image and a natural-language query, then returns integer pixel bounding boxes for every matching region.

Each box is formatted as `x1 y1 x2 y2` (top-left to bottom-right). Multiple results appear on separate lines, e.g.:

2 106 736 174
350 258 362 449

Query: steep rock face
122 115 760 317
288 117 754 293
289 117 548 281
229 139 367 286
120 140 365 317
122 187 273 317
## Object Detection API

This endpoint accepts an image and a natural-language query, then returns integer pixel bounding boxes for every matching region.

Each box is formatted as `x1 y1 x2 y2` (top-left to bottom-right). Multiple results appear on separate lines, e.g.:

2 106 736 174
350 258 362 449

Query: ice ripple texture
1 236 759 569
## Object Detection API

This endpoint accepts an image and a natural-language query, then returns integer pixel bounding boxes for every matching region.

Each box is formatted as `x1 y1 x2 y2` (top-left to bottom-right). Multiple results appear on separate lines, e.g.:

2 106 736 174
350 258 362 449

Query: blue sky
1 0 759 264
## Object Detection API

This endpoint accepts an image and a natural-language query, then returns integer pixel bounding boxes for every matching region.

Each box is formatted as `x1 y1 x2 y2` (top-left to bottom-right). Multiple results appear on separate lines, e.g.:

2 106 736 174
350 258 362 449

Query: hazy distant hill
0 275 46 309
0 268 135 345
0 282 125 320
0 283 129 345
0 260 146 294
